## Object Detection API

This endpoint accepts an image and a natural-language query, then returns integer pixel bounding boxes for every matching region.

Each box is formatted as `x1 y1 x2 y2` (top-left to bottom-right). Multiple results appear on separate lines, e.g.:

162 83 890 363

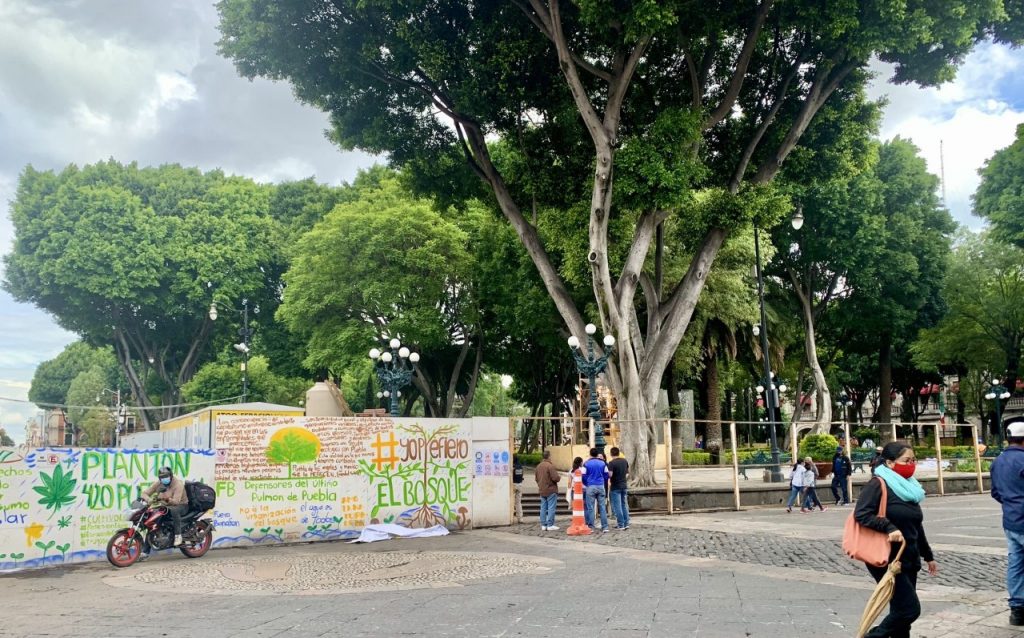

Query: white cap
1007 419 1024 438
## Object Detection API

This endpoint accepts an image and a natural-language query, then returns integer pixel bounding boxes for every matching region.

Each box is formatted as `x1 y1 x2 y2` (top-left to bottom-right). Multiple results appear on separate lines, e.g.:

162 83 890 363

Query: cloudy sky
1 1 1022 443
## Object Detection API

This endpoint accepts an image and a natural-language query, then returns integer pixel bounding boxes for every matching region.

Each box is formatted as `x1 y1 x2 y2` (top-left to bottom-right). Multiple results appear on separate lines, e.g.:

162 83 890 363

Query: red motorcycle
106 483 216 568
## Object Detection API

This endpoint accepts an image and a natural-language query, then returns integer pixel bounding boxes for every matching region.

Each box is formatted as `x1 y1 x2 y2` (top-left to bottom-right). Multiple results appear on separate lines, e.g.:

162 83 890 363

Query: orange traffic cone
567 468 591 536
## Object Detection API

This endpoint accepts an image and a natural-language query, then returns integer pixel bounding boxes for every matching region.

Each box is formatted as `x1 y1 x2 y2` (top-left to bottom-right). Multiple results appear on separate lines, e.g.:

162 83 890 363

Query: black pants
865 566 920 638
831 475 850 504
167 505 188 537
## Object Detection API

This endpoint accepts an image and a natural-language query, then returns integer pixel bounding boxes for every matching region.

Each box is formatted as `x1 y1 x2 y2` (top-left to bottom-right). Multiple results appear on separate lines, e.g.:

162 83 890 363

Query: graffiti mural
0 447 214 571
2 416 511 571
212 416 475 546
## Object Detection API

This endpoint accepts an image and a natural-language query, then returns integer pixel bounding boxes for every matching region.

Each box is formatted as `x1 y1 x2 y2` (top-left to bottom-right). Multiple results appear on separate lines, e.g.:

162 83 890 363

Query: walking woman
801 457 827 513
786 459 806 513
854 442 939 638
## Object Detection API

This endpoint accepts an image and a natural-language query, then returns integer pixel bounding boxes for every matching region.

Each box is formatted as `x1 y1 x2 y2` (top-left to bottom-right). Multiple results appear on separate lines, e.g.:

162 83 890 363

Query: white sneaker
540 526 549 531
547 525 559 531
174 535 183 546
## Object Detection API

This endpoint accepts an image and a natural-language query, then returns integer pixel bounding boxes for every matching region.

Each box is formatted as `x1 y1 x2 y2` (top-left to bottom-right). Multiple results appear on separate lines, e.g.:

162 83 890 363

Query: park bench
851 450 874 473
737 450 792 480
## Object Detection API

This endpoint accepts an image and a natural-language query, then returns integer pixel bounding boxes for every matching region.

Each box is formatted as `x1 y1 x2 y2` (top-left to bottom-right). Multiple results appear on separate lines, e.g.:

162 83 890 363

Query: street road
0 493 1018 637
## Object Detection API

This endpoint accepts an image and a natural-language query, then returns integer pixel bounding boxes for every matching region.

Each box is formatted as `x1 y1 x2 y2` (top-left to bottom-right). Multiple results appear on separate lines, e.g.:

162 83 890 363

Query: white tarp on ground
349 524 450 544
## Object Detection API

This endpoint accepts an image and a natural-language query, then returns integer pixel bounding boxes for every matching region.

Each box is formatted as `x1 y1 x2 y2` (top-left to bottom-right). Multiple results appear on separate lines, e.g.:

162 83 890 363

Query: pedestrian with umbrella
853 442 939 637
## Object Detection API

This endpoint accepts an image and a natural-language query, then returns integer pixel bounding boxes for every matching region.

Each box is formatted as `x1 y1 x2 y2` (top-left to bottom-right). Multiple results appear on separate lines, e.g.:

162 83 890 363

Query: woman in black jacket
854 441 939 638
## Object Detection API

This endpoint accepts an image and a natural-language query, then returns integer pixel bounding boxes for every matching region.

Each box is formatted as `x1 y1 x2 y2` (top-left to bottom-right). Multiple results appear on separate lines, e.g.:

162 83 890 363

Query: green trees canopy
3 161 280 429
277 173 486 417
218 0 1015 484
975 123 1024 247
29 341 121 408
181 356 309 407
913 231 1024 407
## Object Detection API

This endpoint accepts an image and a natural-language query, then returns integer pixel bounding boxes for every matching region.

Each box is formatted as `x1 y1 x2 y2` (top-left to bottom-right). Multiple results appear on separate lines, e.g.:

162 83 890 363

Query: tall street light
835 391 854 438
370 338 420 417
568 323 615 456
985 378 1011 447
209 299 257 402
96 387 125 447
753 207 803 482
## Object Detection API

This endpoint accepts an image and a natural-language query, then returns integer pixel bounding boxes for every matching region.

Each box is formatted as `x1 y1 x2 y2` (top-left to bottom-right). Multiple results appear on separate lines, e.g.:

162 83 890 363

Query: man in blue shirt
581 447 610 532
991 418 1024 626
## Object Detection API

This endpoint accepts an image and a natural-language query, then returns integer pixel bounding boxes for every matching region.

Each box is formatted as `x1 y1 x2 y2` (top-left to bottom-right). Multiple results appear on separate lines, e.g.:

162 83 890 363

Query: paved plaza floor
2 493 1021 637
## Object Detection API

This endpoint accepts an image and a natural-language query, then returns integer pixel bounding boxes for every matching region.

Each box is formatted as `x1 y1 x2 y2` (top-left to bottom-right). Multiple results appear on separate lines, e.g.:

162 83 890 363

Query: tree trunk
794 278 831 432
703 355 722 453
878 333 893 439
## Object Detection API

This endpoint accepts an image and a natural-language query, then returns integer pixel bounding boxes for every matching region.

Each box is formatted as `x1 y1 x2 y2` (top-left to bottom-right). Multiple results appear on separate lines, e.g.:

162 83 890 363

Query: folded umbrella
857 540 907 638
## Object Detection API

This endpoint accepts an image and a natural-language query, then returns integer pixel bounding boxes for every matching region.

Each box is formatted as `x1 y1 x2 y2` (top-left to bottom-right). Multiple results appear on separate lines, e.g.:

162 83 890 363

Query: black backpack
185 481 217 512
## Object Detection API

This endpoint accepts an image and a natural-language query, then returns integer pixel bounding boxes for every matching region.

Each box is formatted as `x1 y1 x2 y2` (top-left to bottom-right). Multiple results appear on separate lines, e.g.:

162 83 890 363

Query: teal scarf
875 465 926 504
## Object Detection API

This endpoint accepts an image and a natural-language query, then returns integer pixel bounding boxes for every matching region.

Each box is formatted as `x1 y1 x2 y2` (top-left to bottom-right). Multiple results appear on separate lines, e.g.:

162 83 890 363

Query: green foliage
975 124 1024 246
278 170 486 417
66 365 116 447
911 230 1024 387
29 342 120 407
32 464 78 518
798 434 840 462
853 428 881 442
180 356 308 407
680 451 711 466
2 161 281 428
516 453 542 466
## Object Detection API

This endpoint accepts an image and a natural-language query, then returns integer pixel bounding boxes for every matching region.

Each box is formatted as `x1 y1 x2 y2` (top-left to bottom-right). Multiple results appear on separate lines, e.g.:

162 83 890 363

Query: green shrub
799 433 840 461
955 460 992 472
680 452 711 465
853 428 880 442
517 452 542 466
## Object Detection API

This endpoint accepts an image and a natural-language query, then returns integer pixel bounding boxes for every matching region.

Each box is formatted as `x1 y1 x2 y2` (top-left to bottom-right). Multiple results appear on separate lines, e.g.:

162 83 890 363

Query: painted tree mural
265 427 321 478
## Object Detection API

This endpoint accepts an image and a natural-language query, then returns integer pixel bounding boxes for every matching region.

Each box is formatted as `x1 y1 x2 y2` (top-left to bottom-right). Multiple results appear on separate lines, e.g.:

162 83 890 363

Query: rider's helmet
158 466 173 486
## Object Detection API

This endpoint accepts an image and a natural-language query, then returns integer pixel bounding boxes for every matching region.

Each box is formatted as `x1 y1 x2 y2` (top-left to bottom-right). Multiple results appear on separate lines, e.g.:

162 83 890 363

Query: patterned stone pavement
104 550 560 595
505 521 1007 591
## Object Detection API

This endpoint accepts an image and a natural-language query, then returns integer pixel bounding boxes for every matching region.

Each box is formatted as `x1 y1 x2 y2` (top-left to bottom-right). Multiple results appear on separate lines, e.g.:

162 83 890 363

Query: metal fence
511 416 992 512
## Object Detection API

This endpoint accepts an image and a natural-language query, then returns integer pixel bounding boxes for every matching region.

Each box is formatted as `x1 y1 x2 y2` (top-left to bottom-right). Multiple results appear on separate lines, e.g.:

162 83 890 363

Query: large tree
29 341 121 408
975 123 1024 247
914 230 1024 405
278 172 486 417
218 0 1016 484
4 161 279 429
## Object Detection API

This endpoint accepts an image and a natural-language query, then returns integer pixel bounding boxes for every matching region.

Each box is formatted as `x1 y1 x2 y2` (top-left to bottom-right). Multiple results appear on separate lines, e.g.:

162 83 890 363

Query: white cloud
867 43 1024 226
0 0 377 446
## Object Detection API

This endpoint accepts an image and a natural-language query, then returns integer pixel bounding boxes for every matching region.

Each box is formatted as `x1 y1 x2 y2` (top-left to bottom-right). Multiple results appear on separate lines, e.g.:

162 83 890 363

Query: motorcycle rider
141 466 189 548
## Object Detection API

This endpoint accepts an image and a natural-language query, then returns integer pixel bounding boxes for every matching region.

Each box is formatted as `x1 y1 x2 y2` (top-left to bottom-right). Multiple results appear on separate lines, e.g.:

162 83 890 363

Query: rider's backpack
185 481 217 511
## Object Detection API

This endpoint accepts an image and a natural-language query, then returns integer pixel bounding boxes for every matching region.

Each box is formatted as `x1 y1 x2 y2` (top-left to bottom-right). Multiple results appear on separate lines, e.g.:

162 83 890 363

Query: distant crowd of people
526 446 631 533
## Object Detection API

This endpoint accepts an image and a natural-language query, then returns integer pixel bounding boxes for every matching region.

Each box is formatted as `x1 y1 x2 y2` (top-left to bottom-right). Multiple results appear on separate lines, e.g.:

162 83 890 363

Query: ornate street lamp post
985 379 1011 447
369 338 420 417
209 298 257 402
568 323 615 456
836 391 854 438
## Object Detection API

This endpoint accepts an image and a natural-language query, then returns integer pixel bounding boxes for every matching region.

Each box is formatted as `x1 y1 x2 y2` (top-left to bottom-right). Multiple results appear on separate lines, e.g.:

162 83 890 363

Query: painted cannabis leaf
32 464 78 518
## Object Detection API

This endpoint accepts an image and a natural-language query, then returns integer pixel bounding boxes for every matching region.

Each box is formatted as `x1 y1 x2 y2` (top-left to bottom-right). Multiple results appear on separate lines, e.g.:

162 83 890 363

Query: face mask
893 463 916 479
160 477 171 486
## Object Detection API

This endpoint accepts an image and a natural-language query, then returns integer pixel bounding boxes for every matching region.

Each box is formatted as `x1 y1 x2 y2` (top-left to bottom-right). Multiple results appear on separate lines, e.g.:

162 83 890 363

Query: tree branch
728 46 806 192
513 0 613 82
534 0 608 147
753 54 859 183
615 209 667 309
703 0 775 131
